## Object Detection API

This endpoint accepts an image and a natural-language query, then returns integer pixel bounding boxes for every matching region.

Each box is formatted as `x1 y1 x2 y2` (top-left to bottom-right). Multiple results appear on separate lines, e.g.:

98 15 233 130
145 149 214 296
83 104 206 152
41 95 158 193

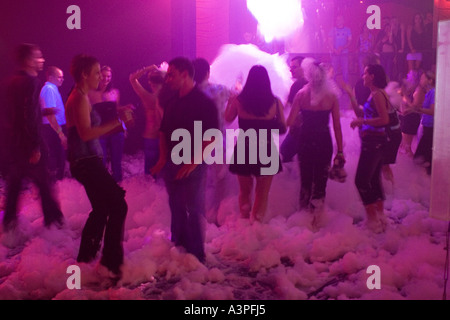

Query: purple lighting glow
246 0 304 43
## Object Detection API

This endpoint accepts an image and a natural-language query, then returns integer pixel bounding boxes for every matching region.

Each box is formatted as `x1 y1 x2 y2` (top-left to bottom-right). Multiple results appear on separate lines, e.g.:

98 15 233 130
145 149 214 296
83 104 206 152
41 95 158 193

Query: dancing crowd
0 11 436 284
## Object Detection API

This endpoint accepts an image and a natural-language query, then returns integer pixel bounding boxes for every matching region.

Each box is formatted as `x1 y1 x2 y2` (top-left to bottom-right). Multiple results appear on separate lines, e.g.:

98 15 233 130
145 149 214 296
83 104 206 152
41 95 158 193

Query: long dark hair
238 65 275 117
366 64 388 89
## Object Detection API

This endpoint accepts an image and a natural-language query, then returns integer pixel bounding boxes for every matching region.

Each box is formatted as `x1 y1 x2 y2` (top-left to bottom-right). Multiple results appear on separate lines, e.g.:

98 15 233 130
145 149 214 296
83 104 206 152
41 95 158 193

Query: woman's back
300 109 331 133
235 98 282 138
297 86 336 111
236 97 278 121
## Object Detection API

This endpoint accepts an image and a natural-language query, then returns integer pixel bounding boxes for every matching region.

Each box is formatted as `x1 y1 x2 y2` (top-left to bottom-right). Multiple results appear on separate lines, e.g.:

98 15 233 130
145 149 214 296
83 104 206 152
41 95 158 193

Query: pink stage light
247 0 304 43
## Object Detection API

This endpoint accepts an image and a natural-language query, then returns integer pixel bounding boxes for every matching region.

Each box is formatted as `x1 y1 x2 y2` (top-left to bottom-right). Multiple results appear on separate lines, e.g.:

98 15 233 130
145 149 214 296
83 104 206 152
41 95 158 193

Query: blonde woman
287 58 343 220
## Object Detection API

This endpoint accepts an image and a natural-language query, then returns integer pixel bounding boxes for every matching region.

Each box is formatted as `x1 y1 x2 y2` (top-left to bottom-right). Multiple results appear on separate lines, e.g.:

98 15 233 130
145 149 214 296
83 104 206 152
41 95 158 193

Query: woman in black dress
224 65 286 222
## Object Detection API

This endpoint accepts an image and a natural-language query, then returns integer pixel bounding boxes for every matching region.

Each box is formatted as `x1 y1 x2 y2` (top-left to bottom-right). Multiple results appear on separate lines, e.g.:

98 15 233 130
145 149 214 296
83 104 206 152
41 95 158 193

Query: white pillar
430 20 450 221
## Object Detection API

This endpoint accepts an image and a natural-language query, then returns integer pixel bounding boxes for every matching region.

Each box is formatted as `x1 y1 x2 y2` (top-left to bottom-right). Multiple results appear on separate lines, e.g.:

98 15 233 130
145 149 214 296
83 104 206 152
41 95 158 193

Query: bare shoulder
295 86 309 99
67 90 90 111
372 90 389 109
326 91 338 102
372 89 386 98
269 97 282 115
292 86 308 106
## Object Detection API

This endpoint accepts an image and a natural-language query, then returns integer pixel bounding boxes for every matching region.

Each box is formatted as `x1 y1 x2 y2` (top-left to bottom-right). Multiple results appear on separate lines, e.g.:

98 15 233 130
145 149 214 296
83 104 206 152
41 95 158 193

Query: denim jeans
70 156 128 274
332 53 349 83
414 126 433 174
143 138 160 176
162 162 207 262
42 124 66 181
100 131 124 182
355 135 386 205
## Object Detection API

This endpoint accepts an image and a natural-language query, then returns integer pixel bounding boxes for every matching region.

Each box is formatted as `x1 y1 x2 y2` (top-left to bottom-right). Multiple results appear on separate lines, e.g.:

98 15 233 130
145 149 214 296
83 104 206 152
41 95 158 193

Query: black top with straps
229 115 282 177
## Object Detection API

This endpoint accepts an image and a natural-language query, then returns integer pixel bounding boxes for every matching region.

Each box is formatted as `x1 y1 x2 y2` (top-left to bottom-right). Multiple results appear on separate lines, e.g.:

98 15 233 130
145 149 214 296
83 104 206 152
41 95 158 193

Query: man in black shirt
151 57 218 263
280 55 308 162
1 43 64 233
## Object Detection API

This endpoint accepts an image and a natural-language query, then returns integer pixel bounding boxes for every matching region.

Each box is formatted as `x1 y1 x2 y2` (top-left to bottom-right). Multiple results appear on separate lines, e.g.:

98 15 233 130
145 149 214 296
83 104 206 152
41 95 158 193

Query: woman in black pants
65 54 132 280
350 64 390 233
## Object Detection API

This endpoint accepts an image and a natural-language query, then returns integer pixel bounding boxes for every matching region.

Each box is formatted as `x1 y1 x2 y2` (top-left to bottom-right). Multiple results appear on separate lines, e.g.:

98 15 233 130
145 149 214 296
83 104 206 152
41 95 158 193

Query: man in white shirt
40 66 67 181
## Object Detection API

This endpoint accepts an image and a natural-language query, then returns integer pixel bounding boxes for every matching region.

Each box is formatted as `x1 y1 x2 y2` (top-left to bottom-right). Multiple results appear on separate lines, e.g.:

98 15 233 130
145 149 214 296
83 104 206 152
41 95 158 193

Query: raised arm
129 66 155 100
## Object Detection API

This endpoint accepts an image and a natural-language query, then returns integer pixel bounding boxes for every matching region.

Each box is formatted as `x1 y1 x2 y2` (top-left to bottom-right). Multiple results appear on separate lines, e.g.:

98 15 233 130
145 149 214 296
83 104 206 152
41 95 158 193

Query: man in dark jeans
151 57 218 263
1 43 64 233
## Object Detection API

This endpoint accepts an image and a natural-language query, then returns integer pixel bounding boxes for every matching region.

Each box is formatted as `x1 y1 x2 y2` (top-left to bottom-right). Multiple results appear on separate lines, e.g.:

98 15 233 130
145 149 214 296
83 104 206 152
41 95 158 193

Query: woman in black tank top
350 64 390 233
286 58 343 228
65 54 132 281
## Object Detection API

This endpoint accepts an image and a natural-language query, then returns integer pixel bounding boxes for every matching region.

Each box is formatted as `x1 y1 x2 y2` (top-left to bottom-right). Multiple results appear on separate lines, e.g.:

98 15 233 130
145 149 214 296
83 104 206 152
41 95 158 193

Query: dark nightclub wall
196 0 231 63
1 0 174 153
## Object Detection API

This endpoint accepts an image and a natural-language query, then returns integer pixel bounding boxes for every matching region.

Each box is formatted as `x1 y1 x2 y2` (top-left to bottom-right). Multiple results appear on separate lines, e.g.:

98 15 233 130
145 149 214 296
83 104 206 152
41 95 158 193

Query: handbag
383 92 401 142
